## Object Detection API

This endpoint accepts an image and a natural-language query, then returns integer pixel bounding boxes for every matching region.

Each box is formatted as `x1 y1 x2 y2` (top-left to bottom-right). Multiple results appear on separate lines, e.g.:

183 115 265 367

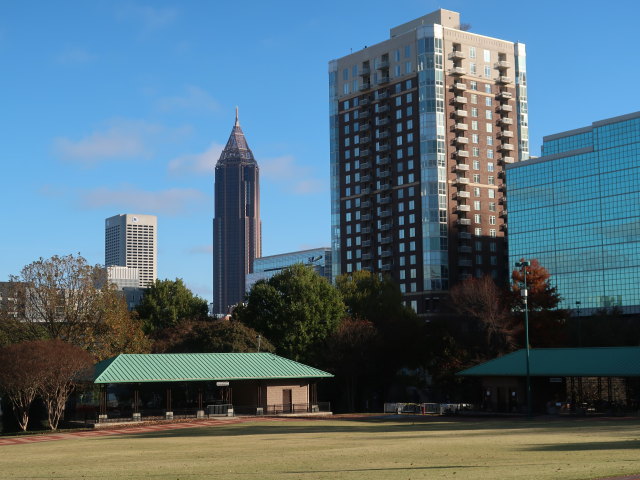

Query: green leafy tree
136 278 209 333
235 264 345 363
153 319 275 354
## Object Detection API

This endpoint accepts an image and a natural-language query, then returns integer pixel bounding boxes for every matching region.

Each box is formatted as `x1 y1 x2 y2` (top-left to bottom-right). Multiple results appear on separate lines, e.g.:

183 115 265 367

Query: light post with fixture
515 260 532 417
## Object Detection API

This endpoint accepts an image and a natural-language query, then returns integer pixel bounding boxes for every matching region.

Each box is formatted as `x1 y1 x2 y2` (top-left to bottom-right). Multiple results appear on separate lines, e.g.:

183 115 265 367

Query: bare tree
34 340 93 430
0 342 43 431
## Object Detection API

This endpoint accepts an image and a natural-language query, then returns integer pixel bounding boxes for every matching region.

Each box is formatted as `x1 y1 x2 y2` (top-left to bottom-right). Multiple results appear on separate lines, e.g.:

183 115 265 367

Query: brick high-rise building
213 110 261 314
329 9 529 315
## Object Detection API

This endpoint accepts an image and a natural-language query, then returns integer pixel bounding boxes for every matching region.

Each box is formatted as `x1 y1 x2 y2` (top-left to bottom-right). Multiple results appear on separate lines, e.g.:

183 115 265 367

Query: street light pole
516 260 531 417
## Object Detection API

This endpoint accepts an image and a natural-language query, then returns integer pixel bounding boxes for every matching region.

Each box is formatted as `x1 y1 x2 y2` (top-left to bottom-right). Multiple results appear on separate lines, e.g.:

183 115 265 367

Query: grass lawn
1 416 639 479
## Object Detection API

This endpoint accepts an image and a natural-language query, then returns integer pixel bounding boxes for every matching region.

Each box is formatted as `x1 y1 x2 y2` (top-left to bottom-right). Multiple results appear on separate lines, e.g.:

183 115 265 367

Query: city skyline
2 1 639 302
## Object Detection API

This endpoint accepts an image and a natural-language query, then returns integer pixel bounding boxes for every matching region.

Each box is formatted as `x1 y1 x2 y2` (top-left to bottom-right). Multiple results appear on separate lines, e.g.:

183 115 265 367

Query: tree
153 319 275 354
449 276 517 357
136 278 209 332
511 259 569 347
34 340 93 430
0 342 42 431
235 264 345 363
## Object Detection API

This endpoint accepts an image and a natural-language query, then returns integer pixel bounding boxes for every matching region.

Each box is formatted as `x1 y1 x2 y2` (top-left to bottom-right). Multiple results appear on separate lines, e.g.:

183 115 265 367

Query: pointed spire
235 106 239 127
217 109 256 165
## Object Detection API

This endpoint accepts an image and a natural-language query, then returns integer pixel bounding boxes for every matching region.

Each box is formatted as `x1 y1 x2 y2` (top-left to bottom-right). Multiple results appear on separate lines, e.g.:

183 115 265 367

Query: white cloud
53 119 191 165
55 47 96 65
117 4 178 31
156 86 220 113
168 142 223 176
79 185 207 216
260 155 326 195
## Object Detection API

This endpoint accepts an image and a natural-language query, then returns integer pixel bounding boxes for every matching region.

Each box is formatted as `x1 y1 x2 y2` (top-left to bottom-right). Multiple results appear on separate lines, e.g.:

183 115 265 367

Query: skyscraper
329 9 529 316
507 111 640 314
213 110 261 314
105 213 157 288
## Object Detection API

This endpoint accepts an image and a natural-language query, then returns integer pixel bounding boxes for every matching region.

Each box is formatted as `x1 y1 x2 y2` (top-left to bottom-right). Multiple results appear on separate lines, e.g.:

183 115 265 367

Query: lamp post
515 260 531 417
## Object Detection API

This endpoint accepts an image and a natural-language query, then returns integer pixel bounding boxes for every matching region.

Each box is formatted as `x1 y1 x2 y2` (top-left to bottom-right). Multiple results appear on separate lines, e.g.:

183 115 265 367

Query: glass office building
245 248 332 292
507 111 640 313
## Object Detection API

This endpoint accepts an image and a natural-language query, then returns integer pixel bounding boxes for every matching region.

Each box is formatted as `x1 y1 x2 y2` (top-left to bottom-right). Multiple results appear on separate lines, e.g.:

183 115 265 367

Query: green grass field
1 416 639 479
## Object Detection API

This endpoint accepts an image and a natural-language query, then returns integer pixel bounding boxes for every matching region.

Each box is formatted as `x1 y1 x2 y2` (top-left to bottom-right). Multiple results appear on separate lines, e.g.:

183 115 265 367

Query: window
489 202 496 212
473 201 481 210
407 160 414 169
474 187 481 197
487 149 494 159
407 133 413 143
395 65 401 77
409 227 416 237
488 189 495 198
475 227 482 236
395 96 402 106
486 123 493 133
343 83 349 95
473 147 480 157
406 93 412 102
487 136 493 146
398 216 405 226
489 228 497 237
473 173 480 183
485 84 492 94
406 106 413 116
470 80 477 90
471 94 478 104
472 134 479 144
396 110 402 120
396 136 403 146
405 79 411 89
485 110 493 120
345 162 351 171
475 240 482 250
490 256 497 266
343 99 350 109
485 97 492 107
408 200 415 210
489 215 496 225
408 173 415 182
473 160 480 170
470 63 477 75
399 270 406 280
344 113 350 122
405 62 412 74
490 242 497 252
394 49 400 61
407 119 413 129
344 125 350 134
488 176 495 185
410 255 416 264
472 121 478 130
484 65 491 78
474 214 481 223
409 213 415 223
483 49 490 62
405 45 411 58
471 107 478 117
410 268 417 279
469 46 476 59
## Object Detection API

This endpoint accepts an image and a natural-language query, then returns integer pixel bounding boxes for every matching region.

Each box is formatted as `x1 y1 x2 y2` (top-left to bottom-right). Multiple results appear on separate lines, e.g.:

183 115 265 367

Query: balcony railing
497 91 512 100
379 209 392 218
378 170 391 178
360 83 371 91
499 130 514 138
360 66 371 76
456 136 469 144
458 258 472 267
360 136 371 144
494 60 511 69
455 109 468 117
448 51 466 60
456 218 471 226
379 196 391 205
360 161 372 169
381 250 392 258
456 204 471 212
455 163 469 172
455 177 470 185
498 104 513 113
500 156 515 164
380 236 392 244
454 123 469 131
360 175 371 182
459 232 472 239
378 131 389 139
458 246 472 253
497 76 513 84
454 96 468 104
449 67 466 75
377 76 390 85
457 150 470 158
455 191 470 199
359 149 370 157
454 82 467 91
376 156 390 165
500 117 514 125
360 110 370 118
500 144 515 151
378 60 389 69
378 105 390 113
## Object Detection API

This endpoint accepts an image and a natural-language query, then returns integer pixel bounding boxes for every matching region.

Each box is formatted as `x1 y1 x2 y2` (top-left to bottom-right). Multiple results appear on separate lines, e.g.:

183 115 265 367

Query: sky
1 0 639 301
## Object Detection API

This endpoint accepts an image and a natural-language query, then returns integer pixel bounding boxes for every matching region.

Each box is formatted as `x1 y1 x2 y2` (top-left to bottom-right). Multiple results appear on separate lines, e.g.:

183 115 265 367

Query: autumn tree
235 264 345 363
511 259 569 347
34 340 93 430
449 275 517 357
0 342 42 431
136 278 209 333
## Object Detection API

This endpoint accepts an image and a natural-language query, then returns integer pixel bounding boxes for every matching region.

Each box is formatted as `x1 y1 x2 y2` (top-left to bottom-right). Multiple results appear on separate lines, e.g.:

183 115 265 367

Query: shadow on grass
526 440 640 452
114 416 640 441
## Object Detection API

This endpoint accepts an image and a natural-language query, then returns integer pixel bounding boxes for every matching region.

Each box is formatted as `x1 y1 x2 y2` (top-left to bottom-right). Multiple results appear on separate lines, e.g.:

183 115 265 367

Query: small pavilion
89 352 333 422
457 347 640 414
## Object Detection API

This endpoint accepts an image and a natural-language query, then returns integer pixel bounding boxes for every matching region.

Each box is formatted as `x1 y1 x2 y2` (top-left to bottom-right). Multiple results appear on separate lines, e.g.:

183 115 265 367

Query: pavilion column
165 386 173 419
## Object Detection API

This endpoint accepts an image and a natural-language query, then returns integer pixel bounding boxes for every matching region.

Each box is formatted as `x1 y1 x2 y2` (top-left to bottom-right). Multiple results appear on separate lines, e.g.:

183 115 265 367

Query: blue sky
1 0 638 301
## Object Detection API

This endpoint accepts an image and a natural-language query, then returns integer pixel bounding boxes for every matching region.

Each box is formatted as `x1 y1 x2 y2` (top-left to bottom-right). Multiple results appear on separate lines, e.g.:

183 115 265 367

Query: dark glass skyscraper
213 111 261 314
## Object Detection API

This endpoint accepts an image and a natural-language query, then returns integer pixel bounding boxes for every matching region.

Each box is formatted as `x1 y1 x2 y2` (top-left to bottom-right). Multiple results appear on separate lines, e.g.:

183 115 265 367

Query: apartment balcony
378 170 391 178
454 163 470 172
361 97 371 106
362 266 373 272
495 60 511 69
455 190 471 199
456 204 471 213
458 246 472 254
499 156 514 165
360 123 371 131
454 95 468 104
497 91 512 100
454 123 469 131
379 183 392 191
457 150 470 158
381 263 392 271
379 196 391 205
456 218 472 226
498 130 514 138
448 51 466 60
458 258 473 267
497 76 513 84
361 227 372 234
454 82 467 91
379 209 392 218
500 117 514 125
377 118 390 126
380 223 392 231
377 156 391 165
361 214 371 221
378 91 389 100
377 76 390 85
455 109 468 117
359 82 371 91
360 66 371 76
378 144 390 152
361 162 372 170
455 177 470 185
361 187 371 195
500 144 515 151
498 170 506 179
360 110 370 118
449 67 466 76
362 253 373 261
378 105 390 113
362 240 371 247
361 200 371 208
381 250 393 258
500 210 508 218
459 232 472 239
360 174 371 182
359 149 370 157
455 136 469 145
378 131 389 139
500 224 508 231
360 136 371 144
380 236 393 244
498 104 513 113
499 185 507 193
378 60 389 69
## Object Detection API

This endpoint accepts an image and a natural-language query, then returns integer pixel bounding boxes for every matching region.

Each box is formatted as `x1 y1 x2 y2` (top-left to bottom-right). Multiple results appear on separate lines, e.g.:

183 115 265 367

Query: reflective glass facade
507 112 640 313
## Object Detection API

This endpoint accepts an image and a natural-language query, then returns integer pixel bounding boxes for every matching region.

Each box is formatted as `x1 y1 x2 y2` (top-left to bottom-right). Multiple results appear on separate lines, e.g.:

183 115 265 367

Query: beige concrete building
105 214 157 288
329 9 529 316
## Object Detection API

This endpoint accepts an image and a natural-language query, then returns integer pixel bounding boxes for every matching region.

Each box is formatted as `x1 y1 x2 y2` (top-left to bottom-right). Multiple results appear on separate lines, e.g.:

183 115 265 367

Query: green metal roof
93 353 333 384
457 347 640 377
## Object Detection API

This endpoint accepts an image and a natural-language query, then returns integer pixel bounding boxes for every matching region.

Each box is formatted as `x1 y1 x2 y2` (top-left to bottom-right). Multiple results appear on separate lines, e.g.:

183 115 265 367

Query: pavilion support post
165 387 173 420
133 386 141 421
256 385 263 415
197 386 205 418
99 384 107 422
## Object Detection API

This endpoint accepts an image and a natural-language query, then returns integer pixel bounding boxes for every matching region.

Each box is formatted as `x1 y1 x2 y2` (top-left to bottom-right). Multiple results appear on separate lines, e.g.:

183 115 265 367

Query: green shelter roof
457 347 640 377
93 353 333 384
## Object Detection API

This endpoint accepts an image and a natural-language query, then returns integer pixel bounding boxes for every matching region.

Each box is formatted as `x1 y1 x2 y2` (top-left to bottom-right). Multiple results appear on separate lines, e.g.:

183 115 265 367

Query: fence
383 402 474 415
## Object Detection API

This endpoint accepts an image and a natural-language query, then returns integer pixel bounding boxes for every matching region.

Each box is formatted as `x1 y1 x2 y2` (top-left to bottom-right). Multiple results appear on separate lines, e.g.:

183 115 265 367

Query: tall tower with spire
213 109 261 314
